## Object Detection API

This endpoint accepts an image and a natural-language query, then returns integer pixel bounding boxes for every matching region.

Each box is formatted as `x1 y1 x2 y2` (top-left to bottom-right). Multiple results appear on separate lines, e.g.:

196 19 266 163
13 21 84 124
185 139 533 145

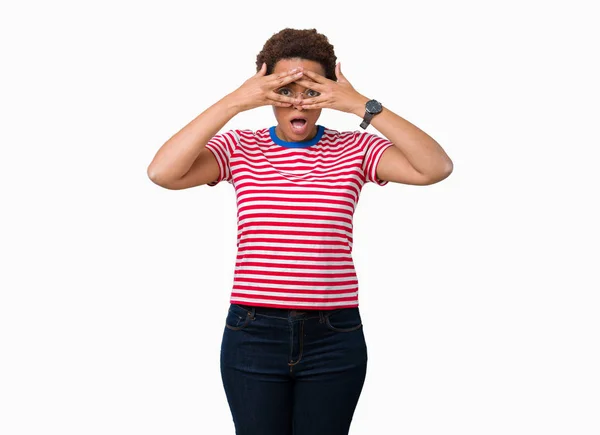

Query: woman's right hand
229 63 304 112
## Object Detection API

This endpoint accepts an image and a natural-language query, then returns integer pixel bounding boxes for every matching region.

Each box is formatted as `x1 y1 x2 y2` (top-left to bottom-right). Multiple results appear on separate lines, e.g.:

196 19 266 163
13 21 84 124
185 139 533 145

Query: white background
1 0 599 434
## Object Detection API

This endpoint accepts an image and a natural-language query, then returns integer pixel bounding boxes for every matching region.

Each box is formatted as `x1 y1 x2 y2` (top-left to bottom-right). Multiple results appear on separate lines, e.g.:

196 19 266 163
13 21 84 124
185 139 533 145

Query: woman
148 28 452 435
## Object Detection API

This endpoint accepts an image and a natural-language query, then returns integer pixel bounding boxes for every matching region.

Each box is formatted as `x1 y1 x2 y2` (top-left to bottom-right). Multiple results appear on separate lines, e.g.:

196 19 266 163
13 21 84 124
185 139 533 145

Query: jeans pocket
324 308 363 332
225 304 252 331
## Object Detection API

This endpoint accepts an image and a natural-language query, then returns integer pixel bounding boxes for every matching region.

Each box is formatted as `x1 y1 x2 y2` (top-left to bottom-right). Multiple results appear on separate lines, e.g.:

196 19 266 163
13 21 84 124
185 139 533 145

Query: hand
229 63 305 112
293 63 368 114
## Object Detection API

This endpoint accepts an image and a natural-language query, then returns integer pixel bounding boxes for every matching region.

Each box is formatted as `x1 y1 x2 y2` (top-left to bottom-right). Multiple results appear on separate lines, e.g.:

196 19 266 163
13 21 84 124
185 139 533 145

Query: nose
293 95 304 111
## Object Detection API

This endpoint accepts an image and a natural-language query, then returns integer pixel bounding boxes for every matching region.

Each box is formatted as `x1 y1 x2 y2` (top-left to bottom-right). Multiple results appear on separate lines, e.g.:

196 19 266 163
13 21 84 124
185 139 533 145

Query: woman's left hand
294 63 368 114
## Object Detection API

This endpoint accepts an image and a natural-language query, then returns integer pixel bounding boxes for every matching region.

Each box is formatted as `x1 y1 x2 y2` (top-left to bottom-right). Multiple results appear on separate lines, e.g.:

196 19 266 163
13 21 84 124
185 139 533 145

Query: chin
289 129 312 141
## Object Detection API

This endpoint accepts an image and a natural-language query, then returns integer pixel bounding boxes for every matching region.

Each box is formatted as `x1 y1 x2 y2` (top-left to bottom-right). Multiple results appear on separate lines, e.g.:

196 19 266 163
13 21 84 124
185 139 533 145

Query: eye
306 89 320 98
276 87 293 96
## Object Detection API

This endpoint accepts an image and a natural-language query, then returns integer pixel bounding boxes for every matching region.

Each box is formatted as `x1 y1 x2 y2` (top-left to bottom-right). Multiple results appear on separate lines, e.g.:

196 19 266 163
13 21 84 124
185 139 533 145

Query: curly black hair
256 28 337 81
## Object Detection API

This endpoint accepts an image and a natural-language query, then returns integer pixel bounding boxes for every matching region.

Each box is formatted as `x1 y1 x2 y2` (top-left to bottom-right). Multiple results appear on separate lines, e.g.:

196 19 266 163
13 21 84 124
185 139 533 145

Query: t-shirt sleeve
204 130 240 186
359 131 394 186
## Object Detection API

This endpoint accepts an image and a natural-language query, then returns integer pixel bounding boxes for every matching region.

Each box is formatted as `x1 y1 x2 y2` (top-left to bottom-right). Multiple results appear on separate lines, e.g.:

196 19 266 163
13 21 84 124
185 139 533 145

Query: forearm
147 93 241 182
350 96 453 175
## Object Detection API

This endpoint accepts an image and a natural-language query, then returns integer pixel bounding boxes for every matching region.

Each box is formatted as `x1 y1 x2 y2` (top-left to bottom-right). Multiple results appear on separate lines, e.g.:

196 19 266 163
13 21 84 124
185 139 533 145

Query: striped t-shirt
205 125 393 310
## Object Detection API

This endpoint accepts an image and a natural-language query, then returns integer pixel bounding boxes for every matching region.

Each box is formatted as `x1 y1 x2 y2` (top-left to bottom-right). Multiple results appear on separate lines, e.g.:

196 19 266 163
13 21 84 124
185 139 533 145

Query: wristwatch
360 99 383 129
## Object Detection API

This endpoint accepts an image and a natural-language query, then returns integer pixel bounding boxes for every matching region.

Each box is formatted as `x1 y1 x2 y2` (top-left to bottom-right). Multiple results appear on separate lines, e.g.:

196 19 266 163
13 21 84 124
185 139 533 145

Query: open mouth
290 117 308 134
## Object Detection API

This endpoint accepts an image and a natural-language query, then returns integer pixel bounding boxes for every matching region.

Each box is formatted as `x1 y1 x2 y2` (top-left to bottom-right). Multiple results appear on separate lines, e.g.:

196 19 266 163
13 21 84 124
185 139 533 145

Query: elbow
147 166 187 190
444 159 454 177
424 161 453 185
147 165 161 184
438 162 454 182
147 165 171 188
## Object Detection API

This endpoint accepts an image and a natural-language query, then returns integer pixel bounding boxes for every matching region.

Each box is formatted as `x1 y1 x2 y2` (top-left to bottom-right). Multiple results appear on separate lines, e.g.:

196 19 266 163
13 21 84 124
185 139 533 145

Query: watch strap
360 111 374 129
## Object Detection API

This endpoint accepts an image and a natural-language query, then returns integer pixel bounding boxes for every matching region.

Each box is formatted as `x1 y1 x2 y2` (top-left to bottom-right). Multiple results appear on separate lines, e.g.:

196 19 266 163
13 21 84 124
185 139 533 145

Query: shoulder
234 128 271 141
321 126 357 141
321 126 372 148
223 128 271 147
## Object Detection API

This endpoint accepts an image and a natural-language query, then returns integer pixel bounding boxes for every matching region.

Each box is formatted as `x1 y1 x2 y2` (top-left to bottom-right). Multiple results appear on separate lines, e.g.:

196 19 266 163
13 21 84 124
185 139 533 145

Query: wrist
350 94 370 117
222 91 246 115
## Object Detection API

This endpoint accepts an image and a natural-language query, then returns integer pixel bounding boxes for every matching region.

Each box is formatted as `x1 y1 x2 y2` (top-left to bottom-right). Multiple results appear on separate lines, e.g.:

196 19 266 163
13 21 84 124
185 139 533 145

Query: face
271 58 324 142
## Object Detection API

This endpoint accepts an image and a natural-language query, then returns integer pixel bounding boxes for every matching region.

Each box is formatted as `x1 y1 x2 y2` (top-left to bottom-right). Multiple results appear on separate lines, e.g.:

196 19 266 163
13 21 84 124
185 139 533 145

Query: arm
147 64 304 189
349 95 454 185
297 64 454 185
146 95 240 188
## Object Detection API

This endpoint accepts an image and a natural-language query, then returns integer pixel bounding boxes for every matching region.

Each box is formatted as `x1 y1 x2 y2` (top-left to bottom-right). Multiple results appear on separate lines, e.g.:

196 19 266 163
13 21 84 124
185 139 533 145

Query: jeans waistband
234 303 346 321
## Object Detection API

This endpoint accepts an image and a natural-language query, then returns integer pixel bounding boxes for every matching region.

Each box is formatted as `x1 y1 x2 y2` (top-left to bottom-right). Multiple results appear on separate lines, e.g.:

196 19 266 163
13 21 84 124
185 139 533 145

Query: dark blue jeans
220 303 368 435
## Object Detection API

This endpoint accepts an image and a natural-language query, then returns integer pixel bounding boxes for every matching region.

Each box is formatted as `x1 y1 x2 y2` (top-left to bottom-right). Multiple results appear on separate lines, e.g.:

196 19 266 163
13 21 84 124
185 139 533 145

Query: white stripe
235 157 363 170
264 147 362 158
237 200 354 213
234 273 355 283
236 257 354 266
239 233 348 243
238 209 352 220
238 192 356 204
238 217 353 229
236 186 359 201
235 265 356 274
238 224 352 237
236 184 357 194
234 154 360 164
233 281 357 290
233 170 365 185
238 241 350 250
236 249 352 259
232 289 358 298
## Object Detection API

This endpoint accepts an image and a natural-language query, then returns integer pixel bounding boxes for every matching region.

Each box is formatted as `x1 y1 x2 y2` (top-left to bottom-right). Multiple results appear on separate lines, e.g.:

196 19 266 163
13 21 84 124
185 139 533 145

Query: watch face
366 99 382 114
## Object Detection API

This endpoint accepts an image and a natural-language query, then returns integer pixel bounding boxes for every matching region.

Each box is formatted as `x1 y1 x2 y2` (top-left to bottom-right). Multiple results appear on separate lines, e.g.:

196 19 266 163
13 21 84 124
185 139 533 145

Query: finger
297 96 326 109
256 62 267 76
267 91 300 105
293 78 326 91
268 70 304 88
299 102 325 110
300 69 328 84
335 62 347 83
270 101 293 107
296 97 321 106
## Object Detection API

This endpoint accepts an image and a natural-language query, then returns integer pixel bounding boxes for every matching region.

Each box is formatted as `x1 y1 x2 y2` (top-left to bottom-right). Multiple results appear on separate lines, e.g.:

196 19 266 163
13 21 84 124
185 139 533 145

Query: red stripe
235 261 353 269
235 253 353 262
237 246 350 255
232 285 357 295
238 238 346 247
240 229 350 238
238 212 352 224
234 269 357 279
237 189 357 201
231 292 358 302
237 196 354 207
238 221 352 232
233 277 358 286
238 204 353 215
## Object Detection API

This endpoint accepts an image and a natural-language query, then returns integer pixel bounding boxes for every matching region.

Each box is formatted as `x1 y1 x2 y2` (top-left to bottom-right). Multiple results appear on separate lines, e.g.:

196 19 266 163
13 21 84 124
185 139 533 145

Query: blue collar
269 125 325 148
